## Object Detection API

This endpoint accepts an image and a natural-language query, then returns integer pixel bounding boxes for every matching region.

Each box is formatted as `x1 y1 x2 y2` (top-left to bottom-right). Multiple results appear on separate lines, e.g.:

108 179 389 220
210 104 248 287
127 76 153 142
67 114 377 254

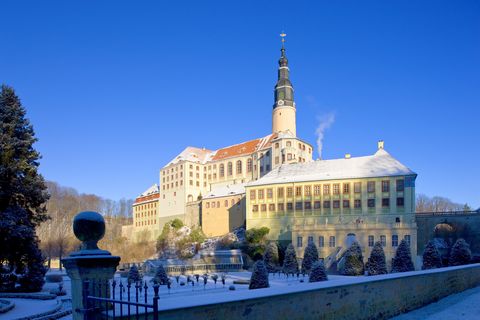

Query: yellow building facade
246 143 417 267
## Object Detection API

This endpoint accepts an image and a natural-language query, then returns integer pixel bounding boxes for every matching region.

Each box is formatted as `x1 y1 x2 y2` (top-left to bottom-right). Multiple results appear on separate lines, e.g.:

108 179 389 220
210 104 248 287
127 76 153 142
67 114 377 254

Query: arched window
227 162 233 176
247 159 253 173
219 164 225 177
236 160 242 174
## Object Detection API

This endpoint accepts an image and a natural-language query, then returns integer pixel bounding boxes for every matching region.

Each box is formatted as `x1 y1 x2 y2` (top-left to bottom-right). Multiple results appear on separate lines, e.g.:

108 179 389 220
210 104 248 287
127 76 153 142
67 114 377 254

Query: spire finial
280 32 287 48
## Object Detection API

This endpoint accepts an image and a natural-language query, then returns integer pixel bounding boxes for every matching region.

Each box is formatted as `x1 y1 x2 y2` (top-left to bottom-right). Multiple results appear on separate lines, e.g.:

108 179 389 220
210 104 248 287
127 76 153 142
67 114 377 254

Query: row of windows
135 219 157 227
251 198 405 212
134 202 157 211
135 210 156 218
276 141 312 154
297 234 411 248
205 198 241 209
250 180 405 200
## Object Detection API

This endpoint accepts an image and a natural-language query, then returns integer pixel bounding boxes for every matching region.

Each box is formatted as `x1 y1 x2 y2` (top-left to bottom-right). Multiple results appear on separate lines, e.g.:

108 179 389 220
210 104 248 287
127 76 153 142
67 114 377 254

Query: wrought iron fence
82 279 159 320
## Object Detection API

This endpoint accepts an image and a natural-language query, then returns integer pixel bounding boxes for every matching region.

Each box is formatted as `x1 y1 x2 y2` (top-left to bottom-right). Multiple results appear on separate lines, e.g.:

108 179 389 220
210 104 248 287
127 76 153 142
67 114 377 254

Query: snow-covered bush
309 261 328 282
127 264 142 283
301 242 319 274
391 239 414 273
263 242 279 273
249 260 269 290
449 238 471 266
282 244 299 274
422 240 442 270
152 264 168 285
366 241 387 276
341 241 364 276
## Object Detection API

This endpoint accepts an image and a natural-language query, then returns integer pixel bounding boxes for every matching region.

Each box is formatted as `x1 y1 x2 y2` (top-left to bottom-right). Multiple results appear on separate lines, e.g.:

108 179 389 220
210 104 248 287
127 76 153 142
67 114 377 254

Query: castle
123 39 418 265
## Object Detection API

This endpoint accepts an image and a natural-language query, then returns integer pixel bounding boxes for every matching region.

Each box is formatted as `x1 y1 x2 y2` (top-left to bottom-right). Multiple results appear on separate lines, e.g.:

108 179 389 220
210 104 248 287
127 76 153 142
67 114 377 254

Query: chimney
345 153 351 159
378 140 384 150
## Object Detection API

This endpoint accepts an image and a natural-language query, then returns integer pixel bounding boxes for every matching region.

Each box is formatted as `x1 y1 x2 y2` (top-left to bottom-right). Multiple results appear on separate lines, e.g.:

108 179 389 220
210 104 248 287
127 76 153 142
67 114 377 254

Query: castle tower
272 34 296 136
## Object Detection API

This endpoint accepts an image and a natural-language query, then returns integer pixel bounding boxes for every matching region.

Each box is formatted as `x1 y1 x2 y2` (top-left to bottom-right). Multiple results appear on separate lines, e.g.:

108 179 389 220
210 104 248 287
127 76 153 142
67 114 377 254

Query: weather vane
280 32 287 44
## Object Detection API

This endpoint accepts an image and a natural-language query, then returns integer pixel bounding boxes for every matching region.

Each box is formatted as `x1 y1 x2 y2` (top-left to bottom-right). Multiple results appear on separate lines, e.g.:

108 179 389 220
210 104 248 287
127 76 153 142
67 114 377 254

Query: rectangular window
295 186 302 197
319 236 325 248
368 199 376 208
287 187 293 197
304 185 311 196
314 185 321 196
323 185 330 195
382 198 390 207
206 202 210 209
343 183 350 194
261 204 266 212
333 183 340 195
314 201 321 209
278 203 284 211
277 187 284 198
333 200 340 208
212 202 216 208
258 190 264 199
367 181 375 193
250 190 256 200
295 202 303 210
343 200 350 208
305 201 312 209
354 199 361 208
287 153 292 160
267 188 273 199
297 236 303 248
286 202 293 211
368 235 374 247
354 182 361 193
397 197 405 207
404 235 411 246
380 235 386 247
392 235 399 247
396 179 405 192
323 201 331 208
268 204 275 211
382 180 390 193
308 236 314 245
329 236 336 248
252 205 258 212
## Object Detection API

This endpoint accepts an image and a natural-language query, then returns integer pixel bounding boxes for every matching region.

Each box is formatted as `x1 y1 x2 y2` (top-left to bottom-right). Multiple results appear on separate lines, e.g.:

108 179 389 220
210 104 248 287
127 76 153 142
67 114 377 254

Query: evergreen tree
282 243 299 274
341 241 364 276
366 241 387 276
449 239 471 266
249 260 269 289
422 240 442 270
309 261 328 282
0 85 49 292
153 264 169 285
127 264 142 283
263 242 279 273
391 239 415 273
301 241 319 274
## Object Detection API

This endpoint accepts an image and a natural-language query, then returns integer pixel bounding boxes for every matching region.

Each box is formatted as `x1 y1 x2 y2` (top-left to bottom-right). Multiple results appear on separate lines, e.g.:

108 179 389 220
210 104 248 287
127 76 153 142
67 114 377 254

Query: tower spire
272 33 297 136
274 32 294 109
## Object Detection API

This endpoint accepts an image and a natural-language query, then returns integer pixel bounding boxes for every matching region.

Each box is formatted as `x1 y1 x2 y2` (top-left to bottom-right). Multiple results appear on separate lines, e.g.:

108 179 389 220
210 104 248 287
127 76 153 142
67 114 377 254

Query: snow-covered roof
203 184 246 199
247 149 416 187
165 147 215 167
139 184 160 197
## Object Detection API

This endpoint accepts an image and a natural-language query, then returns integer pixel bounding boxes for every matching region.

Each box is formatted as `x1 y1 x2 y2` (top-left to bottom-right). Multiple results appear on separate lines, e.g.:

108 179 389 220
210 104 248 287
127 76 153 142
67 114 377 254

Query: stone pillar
62 211 120 320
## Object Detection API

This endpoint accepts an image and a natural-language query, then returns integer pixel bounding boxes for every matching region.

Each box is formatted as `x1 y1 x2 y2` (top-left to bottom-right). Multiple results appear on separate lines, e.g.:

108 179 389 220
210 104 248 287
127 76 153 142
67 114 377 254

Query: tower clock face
278 100 285 106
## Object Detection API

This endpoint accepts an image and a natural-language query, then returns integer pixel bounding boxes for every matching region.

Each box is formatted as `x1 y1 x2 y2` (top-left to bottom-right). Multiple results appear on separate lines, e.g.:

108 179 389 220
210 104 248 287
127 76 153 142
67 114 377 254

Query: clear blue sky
1 1 479 208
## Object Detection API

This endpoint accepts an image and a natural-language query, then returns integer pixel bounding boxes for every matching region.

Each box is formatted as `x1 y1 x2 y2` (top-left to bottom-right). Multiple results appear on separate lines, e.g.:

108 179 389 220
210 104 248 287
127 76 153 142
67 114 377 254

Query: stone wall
416 212 480 254
156 264 480 320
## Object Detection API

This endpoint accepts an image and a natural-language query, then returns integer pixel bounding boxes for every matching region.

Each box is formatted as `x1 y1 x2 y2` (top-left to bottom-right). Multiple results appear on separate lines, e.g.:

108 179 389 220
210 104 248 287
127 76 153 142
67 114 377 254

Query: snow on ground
391 285 480 320
0 298 59 320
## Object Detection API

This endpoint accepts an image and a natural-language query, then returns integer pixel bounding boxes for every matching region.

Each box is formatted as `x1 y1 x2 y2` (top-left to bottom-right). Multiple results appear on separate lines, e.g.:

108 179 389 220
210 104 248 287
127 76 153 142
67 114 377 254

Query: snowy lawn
0 297 59 320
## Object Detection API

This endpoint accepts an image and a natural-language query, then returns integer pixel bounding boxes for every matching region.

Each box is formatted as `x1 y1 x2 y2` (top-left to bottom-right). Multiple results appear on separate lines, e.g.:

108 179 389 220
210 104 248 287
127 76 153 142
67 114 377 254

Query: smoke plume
315 113 335 159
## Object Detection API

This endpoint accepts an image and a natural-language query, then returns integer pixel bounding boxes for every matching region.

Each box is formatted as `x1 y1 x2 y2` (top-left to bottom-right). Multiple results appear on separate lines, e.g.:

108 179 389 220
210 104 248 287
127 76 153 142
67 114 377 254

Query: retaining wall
156 264 480 320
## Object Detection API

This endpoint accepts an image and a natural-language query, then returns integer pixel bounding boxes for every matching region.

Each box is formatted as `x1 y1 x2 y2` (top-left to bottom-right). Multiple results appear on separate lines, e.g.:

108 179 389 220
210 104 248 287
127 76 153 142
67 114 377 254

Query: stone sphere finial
73 211 106 251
